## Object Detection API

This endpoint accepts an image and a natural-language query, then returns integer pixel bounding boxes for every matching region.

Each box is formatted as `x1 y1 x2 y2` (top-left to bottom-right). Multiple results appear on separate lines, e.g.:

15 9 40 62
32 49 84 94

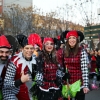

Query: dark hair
42 45 58 64
0 46 11 49
64 38 79 57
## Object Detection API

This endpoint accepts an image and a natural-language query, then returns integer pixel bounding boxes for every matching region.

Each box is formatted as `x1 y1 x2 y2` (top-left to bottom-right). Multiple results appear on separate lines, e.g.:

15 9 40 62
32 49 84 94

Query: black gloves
62 69 70 83
64 72 70 79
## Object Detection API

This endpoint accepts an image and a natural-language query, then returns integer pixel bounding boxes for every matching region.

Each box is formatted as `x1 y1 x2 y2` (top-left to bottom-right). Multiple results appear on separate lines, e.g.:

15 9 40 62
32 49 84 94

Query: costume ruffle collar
13 52 36 72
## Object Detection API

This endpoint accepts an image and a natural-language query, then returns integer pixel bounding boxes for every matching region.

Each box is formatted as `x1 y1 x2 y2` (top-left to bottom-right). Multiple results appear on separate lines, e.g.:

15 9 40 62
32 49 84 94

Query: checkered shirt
57 48 89 88
80 49 89 88
2 62 20 100
2 52 36 100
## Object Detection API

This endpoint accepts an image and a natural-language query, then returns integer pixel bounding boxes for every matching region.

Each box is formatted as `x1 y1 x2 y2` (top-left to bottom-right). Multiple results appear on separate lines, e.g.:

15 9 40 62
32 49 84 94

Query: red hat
66 30 78 39
57 35 60 40
43 37 54 44
0 35 11 48
91 56 96 61
28 33 42 49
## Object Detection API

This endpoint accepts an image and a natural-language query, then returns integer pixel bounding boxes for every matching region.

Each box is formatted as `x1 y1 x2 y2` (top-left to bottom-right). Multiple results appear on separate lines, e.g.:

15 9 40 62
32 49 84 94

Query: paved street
85 89 100 100
15 81 100 100
15 88 100 100
28 81 100 100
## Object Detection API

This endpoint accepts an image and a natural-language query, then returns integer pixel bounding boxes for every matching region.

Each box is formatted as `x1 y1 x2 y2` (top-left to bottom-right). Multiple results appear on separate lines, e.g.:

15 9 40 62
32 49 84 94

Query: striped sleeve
80 49 89 88
3 62 19 94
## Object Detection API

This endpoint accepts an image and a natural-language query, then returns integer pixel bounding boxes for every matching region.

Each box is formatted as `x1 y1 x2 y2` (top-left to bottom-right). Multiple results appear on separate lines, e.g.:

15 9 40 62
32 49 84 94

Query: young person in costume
31 37 64 100
3 34 36 100
0 35 13 100
58 30 89 100
25 33 43 100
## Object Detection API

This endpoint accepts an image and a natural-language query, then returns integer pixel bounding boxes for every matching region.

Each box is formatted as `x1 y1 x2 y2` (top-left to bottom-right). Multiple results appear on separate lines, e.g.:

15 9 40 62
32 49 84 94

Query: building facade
0 0 32 16
84 25 100 49
0 0 32 35
0 0 3 17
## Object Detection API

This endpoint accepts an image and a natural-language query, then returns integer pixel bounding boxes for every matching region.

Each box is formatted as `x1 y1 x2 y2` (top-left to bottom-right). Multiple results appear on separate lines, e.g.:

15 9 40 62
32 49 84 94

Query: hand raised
21 71 31 83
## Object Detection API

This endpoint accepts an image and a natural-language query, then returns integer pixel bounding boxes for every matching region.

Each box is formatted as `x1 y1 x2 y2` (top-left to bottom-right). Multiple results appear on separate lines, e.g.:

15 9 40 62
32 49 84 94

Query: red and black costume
64 48 82 84
0 35 18 100
58 30 89 100
34 37 64 100
35 52 63 100
3 52 36 100
2 34 36 100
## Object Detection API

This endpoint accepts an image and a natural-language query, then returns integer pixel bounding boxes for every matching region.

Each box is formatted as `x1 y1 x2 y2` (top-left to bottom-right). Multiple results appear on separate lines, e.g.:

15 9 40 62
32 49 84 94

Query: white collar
14 52 36 72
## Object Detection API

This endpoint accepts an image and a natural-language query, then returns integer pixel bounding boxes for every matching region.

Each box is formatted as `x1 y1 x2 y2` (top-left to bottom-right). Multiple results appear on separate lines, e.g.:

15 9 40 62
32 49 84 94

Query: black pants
64 89 85 100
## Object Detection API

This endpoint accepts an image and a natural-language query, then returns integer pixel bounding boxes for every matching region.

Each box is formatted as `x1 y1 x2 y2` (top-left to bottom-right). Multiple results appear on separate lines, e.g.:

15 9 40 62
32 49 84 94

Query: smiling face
68 36 77 48
22 45 34 60
44 41 54 53
0 48 10 61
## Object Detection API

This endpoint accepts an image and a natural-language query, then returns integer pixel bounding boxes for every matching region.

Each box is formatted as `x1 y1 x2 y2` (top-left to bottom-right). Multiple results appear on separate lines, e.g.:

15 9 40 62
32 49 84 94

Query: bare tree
3 4 33 36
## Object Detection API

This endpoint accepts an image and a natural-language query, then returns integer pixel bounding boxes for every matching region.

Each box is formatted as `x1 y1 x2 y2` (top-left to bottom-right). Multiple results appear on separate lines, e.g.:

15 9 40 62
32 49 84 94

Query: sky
32 0 100 26
3 0 32 8
33 0 67 12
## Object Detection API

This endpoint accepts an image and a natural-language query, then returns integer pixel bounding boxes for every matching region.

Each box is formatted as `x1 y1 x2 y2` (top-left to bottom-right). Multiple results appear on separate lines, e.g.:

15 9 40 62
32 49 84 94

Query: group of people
0 30 90 100
84 48 100 90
